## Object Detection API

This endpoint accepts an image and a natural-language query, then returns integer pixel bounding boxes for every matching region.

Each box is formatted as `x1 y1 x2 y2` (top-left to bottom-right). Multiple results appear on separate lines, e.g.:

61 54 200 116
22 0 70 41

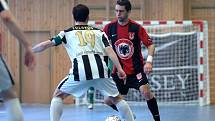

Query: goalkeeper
103 0 161 121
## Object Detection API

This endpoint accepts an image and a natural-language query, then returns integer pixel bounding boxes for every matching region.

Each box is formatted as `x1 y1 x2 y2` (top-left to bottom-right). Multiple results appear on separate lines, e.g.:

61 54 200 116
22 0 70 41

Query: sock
4 98 24 121
147 97 160 121
50 97 63 121
116 100 134 121
110 104 118 111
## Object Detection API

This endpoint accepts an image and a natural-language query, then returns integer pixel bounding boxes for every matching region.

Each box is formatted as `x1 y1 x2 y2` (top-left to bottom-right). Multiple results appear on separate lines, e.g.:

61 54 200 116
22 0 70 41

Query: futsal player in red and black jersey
103 0 161 121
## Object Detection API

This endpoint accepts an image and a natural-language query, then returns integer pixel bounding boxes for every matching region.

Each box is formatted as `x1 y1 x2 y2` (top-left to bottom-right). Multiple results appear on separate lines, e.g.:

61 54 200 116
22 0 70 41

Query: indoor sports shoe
88 104 93 110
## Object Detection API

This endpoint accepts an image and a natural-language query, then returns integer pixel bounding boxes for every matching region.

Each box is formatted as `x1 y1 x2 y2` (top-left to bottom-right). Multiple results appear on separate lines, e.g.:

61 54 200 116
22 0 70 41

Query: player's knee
111 95 124 104
140 84 154 100
104 97 114 105
53 90 69 100
105 95 123 105
142 91 153 100
0 88 17 100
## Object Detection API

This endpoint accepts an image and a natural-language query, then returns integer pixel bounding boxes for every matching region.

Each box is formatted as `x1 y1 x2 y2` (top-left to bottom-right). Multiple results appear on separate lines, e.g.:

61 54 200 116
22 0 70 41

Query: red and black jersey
103 19 153 75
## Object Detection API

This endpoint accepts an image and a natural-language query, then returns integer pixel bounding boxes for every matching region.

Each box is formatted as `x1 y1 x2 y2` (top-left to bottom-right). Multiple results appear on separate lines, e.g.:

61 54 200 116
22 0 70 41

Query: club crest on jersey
114 38 134 60
129 32 135 40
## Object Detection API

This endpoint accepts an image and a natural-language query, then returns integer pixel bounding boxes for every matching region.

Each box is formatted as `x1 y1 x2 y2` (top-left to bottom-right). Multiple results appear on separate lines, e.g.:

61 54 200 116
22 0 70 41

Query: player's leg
104 96 118 111
103 74 129 112
95 78 134 121
0 88 24 121
87 87 94 110
104 96 136 120
138 72 161 121
109 95 134 121
50 75 71 121
50 74 91 121
0 56 23 121
50 89 70 121
140 84 160 121
50 74 79 121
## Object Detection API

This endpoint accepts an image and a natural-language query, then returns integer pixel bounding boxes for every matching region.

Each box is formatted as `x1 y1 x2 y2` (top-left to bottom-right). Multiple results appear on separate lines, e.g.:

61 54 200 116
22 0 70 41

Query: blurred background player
87 87 94 109
103 0 161 121
32 4 134 121
0 0 36 121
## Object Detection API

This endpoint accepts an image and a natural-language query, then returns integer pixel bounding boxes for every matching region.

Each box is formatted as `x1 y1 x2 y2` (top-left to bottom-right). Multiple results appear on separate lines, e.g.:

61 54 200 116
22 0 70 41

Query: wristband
146 55 153 63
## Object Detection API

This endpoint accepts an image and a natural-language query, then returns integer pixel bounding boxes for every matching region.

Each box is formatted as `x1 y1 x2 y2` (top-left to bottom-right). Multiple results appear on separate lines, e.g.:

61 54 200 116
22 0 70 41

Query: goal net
76 20 209 106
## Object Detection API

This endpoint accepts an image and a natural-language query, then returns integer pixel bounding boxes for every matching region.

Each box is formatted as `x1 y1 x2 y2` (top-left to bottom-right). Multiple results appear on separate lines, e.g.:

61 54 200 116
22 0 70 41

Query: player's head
115 0 131 23
72 4 89 22
116 0 131 12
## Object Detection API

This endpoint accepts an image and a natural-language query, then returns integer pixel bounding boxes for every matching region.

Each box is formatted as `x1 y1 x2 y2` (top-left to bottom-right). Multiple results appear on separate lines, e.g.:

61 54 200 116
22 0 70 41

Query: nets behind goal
76 20 209 106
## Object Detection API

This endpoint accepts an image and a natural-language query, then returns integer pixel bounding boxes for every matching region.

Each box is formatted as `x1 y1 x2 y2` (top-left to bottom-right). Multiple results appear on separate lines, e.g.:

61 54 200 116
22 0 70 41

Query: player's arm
101 32 121 69
147 44 155 62
0 0 35 70
0 9 31 49
139 26 155 74
144 44 155 73
32 40 55 53
33 31 65 53
105 47 121 70
105 46 126 80
102 33 126 80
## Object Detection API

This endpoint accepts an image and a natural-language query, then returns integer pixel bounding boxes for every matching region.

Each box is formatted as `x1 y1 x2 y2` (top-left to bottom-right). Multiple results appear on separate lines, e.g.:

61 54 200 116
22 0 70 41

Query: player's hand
144 62 152 75
24 46 36 70
117 68 127 85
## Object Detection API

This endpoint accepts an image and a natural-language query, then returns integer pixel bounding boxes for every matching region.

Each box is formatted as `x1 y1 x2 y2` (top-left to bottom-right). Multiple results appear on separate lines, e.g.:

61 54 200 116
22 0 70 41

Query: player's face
115 4 129 23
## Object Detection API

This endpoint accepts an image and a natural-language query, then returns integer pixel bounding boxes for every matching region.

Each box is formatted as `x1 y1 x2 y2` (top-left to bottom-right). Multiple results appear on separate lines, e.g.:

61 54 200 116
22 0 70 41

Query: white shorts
0 55 14 92
57 74 119 98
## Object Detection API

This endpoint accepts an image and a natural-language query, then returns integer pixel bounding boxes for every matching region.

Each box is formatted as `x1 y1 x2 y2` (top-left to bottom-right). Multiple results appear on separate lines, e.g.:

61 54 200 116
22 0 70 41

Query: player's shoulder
129 19 147 32
129 19 142 27
104 19 118 27
89 25 102 31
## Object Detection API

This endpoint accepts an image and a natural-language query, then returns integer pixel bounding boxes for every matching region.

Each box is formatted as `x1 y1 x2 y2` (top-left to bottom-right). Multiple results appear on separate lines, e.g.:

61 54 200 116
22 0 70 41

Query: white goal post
75 20 209 106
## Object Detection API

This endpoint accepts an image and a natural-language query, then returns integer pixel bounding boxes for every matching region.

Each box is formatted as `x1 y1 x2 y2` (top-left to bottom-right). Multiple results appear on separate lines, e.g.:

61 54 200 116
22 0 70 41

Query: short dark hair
116 0 132 12
72 4 89 22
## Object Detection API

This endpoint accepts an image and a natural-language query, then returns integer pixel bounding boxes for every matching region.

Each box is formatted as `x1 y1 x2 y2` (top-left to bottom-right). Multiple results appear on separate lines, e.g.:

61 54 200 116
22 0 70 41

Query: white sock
116 100 134 121
50 97 63 121
4 98 24 121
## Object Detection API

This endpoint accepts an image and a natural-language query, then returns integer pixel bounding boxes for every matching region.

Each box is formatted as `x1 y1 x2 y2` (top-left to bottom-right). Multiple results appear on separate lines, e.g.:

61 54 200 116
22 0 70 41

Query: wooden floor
0 103 215 121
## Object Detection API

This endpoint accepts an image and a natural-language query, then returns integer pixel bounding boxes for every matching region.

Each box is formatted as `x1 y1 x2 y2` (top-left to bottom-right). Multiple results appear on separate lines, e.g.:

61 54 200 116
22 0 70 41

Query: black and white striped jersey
51 25 110 81
0 0 9 12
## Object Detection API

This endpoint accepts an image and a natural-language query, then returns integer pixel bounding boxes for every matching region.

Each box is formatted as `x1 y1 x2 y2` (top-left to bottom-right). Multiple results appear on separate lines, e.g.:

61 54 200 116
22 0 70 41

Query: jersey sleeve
103 24 114 45
138 26 153 47
50 31 66 46
0 0 9 12
102 32 110 48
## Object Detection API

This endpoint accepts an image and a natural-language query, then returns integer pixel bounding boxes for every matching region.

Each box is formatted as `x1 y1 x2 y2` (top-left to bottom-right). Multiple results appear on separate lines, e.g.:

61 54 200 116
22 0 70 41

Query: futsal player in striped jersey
32 4 134 121
0 0 36 121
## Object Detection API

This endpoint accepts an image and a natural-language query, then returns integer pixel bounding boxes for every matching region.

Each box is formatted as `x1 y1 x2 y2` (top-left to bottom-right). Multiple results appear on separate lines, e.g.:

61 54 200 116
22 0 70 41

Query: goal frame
86 20 210 106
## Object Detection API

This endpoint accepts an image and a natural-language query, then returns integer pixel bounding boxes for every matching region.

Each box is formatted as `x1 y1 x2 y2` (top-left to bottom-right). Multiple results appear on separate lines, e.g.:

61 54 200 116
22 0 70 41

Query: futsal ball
105 115 121 121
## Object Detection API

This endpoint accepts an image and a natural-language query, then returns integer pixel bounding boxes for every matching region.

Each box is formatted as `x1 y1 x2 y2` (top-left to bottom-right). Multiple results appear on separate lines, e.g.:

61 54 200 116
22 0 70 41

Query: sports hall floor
0 103 215 121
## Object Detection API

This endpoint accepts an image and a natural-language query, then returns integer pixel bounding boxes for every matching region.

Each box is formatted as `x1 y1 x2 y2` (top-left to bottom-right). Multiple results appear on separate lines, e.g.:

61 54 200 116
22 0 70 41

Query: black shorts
111 71 148 95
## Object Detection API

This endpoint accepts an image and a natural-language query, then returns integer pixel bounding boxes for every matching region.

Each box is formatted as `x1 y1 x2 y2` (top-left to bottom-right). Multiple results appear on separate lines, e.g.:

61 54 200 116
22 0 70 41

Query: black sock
147 97 160 121
110 104 118 112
